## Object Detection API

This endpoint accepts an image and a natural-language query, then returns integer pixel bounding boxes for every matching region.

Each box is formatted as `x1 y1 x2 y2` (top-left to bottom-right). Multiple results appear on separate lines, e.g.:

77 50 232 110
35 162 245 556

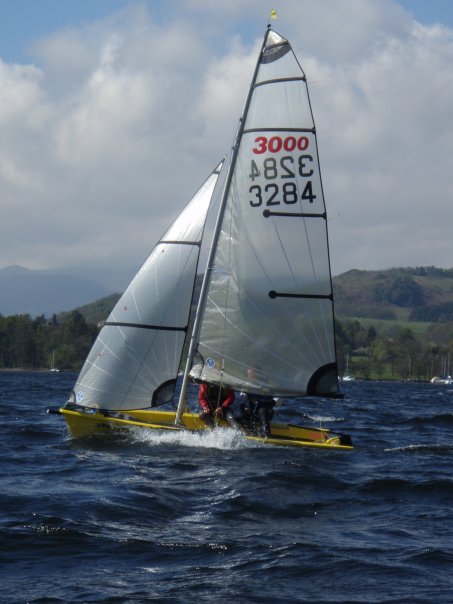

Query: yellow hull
58 406 353 450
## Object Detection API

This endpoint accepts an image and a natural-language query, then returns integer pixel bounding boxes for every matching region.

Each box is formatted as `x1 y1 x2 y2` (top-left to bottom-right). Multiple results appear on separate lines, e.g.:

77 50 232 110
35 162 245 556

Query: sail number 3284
249 155 316 206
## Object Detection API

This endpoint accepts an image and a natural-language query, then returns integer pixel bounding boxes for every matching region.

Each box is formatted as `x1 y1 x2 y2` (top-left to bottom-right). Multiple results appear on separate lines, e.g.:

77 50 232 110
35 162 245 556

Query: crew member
198 382 237 429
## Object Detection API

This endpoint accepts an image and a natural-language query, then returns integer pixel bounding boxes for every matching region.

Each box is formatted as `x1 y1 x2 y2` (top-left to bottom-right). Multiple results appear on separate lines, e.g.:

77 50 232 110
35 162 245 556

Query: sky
1 0 453 286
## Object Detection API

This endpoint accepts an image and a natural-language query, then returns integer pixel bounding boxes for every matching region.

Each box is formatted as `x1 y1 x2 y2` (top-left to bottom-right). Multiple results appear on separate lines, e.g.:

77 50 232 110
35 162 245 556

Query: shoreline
0 367 68 372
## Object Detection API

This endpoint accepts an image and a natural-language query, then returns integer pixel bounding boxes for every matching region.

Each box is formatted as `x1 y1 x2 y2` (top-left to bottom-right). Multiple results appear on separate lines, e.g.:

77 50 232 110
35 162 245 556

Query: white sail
191 30 338 397
70 162 223 410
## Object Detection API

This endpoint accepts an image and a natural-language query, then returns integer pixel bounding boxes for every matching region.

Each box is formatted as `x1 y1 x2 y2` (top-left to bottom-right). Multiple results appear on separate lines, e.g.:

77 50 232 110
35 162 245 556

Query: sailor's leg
199 411 214 427
223 408 239 430
235 408 257 434
256 406 272 438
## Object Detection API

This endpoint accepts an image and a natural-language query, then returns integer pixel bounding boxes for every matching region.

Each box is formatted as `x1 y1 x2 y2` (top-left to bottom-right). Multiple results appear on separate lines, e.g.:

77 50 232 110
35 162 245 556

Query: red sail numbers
252 135 309 155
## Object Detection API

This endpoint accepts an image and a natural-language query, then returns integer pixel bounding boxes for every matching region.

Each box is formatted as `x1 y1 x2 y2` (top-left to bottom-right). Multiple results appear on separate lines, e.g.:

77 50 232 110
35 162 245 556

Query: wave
406 547 453 564
403 413 453 427
385 443 453 454
359 476 453 496
301 413 344 423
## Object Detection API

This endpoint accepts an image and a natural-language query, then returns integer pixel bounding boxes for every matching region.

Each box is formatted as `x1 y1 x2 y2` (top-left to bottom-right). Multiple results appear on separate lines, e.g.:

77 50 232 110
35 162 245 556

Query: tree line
0 312 452 382
336 318 453 381
0 312 97 370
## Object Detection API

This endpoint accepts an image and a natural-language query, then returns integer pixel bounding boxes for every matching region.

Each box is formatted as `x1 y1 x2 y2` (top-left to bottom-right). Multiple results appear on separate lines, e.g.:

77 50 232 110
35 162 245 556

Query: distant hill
74 266 453 328
4 264 453 325
0 265 112 317
60 293 121 325
333 266 453 322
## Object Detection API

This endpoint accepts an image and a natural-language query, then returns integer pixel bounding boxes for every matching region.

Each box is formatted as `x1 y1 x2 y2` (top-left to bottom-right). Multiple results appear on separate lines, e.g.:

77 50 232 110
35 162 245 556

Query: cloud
0 0 453 282
309 18 453 272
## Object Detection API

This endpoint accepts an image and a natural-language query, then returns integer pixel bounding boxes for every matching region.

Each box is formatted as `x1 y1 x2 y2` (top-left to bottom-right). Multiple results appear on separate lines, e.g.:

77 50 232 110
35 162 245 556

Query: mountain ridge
0 265 113 317
3 264 453 324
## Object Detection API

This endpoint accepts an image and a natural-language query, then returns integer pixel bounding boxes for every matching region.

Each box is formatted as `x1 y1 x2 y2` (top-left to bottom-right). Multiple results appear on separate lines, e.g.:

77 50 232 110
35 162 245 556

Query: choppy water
1 372 453 603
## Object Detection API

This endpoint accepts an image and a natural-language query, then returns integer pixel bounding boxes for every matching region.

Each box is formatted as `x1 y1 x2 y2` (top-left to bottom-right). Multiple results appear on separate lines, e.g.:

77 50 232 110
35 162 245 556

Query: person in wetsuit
198 382 238 429
237 368 276 438
237 391 275 438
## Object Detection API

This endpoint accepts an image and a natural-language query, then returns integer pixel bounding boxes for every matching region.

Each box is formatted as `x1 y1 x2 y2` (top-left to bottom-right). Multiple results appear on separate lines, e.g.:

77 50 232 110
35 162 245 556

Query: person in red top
198 382 238 429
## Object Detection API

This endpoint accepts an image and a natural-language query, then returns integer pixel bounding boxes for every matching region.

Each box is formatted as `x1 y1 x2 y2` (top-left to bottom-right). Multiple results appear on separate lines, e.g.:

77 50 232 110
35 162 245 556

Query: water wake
129 426 255 450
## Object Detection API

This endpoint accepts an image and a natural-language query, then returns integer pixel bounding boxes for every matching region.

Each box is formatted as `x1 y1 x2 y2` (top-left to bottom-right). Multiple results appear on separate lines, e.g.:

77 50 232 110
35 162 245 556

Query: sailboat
50 26 352 450
50 350 59 372
341 354 355 382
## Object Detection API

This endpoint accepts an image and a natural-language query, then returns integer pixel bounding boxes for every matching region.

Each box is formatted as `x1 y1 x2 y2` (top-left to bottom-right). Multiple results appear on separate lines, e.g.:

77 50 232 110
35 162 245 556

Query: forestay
69 162 223 411
191 30 338 397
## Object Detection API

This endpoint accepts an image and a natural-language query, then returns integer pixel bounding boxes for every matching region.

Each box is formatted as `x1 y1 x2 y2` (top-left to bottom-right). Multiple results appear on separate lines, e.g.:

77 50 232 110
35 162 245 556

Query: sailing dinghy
51 26 352 450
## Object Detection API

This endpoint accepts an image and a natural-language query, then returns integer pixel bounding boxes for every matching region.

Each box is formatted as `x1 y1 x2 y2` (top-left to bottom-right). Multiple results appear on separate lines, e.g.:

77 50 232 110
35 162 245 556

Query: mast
175 26 272 424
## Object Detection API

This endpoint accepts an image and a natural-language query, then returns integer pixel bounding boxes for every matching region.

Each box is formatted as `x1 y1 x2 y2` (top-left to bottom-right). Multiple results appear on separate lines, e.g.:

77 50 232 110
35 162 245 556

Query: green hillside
333 266 453 322
59 293 121 325
332 267 453 380
67 266 453 329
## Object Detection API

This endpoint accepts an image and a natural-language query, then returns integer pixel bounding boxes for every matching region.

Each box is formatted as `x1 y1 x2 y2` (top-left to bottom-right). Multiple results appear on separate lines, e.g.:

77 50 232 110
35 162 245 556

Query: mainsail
187 29 338 398
69 162 223 411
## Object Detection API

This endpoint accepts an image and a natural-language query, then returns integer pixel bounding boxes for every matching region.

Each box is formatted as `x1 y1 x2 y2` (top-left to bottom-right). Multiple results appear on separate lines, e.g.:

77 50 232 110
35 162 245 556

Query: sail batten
243 127 315 134
254 76 306 87
103 321 188 332
263 210 326 218
159 240 201 246
268 291 333 300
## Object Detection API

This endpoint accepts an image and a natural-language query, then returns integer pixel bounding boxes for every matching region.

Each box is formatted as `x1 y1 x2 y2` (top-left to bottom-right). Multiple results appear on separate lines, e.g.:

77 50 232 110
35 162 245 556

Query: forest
0 312 97 371
336 318 452 381
0 310 452 382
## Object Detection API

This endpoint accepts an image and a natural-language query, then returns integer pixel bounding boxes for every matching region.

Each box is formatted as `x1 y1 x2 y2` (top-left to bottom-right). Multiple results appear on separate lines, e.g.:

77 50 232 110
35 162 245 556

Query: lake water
1 372 453 603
